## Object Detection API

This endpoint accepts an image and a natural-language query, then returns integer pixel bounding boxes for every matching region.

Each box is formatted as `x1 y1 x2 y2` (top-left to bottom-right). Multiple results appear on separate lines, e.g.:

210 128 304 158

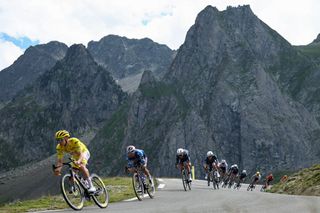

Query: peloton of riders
53 131 273 190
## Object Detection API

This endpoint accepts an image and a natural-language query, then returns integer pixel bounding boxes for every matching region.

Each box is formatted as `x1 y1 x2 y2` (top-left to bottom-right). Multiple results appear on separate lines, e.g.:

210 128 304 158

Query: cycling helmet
126 145 136 153
177 148 184 155
221 159 226 164
55 130 70 139
242 170 247 173
256 171 260 175
232 164 238 168
207 151 214 157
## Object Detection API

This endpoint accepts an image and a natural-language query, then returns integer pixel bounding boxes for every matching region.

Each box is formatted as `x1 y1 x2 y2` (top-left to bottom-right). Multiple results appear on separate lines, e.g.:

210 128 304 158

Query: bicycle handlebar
52 158 74 171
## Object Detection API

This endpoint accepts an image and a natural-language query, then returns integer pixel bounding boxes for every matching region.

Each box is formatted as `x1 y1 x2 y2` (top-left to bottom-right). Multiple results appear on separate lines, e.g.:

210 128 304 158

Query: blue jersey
127 149 147 167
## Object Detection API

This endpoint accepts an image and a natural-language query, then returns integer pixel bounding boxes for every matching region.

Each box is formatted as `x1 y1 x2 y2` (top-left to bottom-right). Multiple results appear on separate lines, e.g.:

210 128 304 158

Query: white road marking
158 183 165 189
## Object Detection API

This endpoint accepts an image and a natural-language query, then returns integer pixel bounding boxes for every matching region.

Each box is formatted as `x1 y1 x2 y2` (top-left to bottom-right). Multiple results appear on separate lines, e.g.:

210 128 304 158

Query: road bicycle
131 167 155 201
247 181 257 191
53 158 109 210
207 169 219 189
181 168 191 191
234 177 243 190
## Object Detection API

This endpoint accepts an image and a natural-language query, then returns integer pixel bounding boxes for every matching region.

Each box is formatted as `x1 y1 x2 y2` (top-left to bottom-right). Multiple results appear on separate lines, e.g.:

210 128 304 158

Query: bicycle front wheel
132 173 144 201
91 174 109 208
61 174 84 210
181 170 187 191
146 177 155 199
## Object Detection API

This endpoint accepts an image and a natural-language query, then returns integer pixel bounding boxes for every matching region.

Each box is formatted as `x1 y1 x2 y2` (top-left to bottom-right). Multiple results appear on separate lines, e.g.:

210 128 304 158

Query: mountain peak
63 44 94 66
310 33 320 44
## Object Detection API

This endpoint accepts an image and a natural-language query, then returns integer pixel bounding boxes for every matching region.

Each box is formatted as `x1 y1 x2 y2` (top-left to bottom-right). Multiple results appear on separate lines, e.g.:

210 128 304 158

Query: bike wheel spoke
61 174 84 210
91 174 109 208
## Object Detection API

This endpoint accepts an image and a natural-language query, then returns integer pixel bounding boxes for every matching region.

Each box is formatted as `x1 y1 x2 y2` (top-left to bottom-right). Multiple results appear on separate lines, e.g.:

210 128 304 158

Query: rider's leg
142 165 152 180
203 164 208 179
185 162 192 181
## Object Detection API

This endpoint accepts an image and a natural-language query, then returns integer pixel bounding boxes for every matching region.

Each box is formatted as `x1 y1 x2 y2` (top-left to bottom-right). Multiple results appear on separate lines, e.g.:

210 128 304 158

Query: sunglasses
56 138 64 143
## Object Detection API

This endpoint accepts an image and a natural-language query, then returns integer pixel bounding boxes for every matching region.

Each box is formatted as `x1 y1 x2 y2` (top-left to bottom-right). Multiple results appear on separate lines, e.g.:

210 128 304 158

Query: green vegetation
0 177 135 213
295 44 320 61
269 164 320 196
139 82 175 98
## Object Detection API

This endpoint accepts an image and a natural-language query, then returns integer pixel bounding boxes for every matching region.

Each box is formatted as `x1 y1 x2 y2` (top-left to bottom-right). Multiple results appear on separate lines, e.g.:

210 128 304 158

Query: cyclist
263 173 274 189
126 145 152 183
218 160 228 175
227 164 239 186
236 169 247 188
53 130 96 192
176 148 192 182
203 151 218 180
251 171 261 186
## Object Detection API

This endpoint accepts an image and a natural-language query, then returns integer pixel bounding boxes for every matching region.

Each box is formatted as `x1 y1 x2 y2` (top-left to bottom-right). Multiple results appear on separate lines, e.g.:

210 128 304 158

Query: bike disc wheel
61 174 84 210
132 173 144 200
91 174 109 208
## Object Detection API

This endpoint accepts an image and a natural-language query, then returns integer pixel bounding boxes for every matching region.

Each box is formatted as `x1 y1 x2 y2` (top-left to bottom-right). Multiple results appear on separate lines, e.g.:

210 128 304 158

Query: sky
0 0 319 71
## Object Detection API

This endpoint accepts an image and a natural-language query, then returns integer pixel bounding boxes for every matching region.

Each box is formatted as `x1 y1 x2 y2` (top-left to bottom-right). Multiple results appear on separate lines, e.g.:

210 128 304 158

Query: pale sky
0 0 319 71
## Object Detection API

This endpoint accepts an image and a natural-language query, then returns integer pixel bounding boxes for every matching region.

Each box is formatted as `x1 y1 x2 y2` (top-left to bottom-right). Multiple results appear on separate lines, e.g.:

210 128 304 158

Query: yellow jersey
56 137 89 160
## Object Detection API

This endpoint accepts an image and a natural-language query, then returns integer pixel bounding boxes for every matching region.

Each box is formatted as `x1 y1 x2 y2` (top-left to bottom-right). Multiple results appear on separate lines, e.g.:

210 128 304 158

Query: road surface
35 178 320 213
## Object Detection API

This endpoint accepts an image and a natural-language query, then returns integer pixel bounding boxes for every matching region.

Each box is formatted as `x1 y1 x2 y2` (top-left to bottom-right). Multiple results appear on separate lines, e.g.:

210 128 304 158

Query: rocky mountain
311 34 320 44
90 5 320 178
0 41 68 105
0 44 126 171
294 34 320 67
87 35 175 92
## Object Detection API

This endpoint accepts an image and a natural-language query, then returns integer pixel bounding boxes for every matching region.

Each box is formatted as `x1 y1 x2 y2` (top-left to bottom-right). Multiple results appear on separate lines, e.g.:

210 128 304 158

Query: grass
268 164 320 196
0 177 135 213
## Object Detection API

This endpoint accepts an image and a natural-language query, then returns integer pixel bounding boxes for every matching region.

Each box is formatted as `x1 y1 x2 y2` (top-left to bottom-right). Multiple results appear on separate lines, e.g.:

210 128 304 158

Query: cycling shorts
71 150 90 169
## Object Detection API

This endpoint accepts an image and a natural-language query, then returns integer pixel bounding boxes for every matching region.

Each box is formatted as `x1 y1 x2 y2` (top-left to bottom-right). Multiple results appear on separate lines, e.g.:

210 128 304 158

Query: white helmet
242 170 246 173
207 151 214 157
221 159 226 164
232 164 238 168
177 148 184 155
126 145 135 153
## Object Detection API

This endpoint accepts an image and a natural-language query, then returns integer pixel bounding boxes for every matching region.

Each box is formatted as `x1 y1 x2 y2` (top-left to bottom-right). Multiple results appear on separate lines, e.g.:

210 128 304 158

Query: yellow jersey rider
53 130 96 192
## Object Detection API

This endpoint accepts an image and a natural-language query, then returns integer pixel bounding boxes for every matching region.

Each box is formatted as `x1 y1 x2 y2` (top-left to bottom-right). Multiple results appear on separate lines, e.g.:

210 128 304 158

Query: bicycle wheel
132 173 144 200
187 172 191 191
181 170 187 191
146 177 155 198
91 174 109 208
61 174 84 210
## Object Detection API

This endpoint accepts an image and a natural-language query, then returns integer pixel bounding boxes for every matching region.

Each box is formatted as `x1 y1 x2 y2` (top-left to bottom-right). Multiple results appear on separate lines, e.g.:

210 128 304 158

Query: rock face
87 35 175 79
0 44 126 171
0 41 68 104
90 5 320 177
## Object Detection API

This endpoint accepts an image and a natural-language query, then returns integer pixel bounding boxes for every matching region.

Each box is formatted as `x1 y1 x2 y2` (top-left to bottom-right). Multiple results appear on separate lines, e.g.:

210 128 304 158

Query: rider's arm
175 155 179 166
55 145 64 175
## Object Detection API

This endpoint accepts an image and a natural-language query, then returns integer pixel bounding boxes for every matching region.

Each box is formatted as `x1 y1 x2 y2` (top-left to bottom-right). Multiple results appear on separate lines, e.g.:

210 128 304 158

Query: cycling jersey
266 175 274 181
239 172 247 179
252 174 261 182
218 163 228 173
56 137 89 160
204 156 218 165
176 150 190 164
229 166 239 175
127 149 147 168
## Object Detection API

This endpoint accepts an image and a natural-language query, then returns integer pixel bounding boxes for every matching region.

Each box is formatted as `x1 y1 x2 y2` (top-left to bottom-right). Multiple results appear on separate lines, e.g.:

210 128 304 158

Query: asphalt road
36 178 320 213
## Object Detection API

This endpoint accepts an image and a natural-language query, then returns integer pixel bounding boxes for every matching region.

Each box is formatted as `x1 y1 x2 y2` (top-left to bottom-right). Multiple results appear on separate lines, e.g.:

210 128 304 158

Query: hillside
269 164 320 196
